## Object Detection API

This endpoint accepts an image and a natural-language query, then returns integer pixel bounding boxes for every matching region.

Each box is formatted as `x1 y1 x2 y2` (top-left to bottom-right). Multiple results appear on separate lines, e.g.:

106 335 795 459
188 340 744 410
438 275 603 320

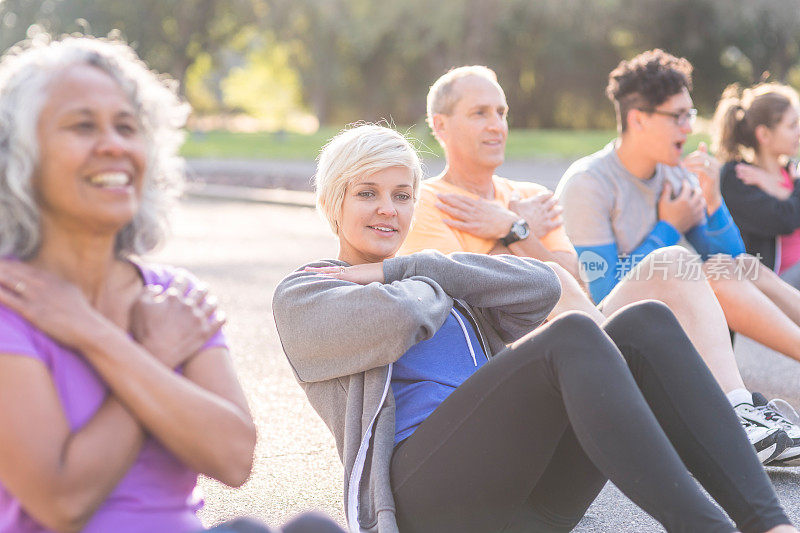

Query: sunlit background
2 0 799 159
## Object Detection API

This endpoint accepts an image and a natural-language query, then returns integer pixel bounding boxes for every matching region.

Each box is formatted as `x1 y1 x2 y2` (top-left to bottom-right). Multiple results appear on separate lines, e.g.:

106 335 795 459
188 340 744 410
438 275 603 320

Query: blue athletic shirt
391 307 488 445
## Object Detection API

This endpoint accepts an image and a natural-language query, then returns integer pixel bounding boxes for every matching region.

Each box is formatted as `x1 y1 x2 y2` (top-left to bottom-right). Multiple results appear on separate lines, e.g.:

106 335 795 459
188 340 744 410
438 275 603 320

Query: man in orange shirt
400 65 791 463
401 172 577 270
400 66 588 280
399 67 579 281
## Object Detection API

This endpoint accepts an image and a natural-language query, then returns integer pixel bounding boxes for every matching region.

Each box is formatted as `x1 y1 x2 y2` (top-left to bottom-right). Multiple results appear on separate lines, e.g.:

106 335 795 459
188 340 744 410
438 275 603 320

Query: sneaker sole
768 442 800 466
755 431 789 464
768 455 800 467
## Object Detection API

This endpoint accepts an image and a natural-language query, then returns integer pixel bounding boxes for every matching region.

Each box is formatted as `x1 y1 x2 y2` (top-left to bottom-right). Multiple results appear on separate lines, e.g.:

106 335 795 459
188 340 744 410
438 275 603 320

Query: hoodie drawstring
450 308 477 366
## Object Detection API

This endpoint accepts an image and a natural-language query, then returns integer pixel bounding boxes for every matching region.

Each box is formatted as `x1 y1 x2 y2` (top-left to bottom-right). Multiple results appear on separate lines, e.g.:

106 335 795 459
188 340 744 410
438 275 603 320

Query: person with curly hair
557 48 800 467
0 36 256 532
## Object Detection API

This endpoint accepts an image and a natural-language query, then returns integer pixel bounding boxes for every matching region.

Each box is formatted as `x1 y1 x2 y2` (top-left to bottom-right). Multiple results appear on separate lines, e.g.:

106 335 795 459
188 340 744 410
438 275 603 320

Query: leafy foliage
3 0 800 128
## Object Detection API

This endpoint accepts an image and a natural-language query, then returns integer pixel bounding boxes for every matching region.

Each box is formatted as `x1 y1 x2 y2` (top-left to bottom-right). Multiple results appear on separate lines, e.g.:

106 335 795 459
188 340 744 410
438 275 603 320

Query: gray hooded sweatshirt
272 250 561 532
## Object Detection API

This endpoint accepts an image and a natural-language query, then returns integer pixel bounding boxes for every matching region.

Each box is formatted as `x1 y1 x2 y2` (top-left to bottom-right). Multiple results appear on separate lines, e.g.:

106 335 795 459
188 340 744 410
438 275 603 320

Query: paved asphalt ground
150 191 800 532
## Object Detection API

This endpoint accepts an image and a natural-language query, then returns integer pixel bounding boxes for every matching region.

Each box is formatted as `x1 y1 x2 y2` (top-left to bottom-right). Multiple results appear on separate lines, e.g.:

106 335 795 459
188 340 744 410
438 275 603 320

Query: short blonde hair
314 124 422 235
426 65 500 132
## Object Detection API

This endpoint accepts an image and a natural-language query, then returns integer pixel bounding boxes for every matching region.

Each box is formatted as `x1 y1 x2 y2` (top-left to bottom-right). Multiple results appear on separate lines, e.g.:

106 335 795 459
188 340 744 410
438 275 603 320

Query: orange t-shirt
399 176 575 256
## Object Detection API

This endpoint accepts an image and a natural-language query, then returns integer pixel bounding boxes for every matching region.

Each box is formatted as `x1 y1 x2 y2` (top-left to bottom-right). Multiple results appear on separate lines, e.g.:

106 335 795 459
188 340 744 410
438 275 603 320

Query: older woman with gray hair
0 36 256 532
273 124 797 533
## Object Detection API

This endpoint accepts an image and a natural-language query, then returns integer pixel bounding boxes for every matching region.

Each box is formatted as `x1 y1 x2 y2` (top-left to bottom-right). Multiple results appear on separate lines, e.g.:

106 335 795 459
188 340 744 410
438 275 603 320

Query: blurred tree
4 0 800 129
715 0 800 83
184 52 219 114
265 0 625 128
492 0 621 128
267 0 345 123
0 0 258 93
613 0 800 115
0 0 46 51
221 33 306 129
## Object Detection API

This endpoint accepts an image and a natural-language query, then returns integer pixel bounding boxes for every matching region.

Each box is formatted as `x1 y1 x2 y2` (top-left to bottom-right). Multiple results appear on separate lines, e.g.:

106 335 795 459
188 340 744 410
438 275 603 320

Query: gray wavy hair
0 35 189 259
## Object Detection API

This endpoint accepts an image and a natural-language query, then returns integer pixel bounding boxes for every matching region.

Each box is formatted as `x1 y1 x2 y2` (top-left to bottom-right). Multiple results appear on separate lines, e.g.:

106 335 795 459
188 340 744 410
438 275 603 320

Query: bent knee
638 246 695 278
543 261 585 296
547 310 604 337
616 299 673 320
543 261 571 284
651 245 692 263
606 300 679 334
541 312 622 366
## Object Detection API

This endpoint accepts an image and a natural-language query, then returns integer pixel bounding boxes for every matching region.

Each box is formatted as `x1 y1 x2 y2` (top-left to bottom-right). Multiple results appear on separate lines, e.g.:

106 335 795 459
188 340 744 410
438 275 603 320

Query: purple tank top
0 262 226 533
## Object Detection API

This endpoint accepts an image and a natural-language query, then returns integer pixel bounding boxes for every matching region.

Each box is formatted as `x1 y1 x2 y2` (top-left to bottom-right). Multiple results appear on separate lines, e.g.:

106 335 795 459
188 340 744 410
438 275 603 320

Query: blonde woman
273 124 795 533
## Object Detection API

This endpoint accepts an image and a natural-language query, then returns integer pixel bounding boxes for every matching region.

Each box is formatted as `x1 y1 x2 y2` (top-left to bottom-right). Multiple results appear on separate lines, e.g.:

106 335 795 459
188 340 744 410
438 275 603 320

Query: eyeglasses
638 107 697 126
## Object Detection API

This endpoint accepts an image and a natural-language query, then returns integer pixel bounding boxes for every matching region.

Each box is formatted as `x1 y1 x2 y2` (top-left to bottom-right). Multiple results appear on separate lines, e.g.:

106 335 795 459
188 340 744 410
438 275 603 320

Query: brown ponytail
712 84 748 162
712 82 799 163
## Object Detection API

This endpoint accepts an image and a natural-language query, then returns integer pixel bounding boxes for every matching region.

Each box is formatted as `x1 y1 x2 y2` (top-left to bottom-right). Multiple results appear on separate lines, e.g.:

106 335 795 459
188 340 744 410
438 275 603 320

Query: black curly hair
606 49 693 133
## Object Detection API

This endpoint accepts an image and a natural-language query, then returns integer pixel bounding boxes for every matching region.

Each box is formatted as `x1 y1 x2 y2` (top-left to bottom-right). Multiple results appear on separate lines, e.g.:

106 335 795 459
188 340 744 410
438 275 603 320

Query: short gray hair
314 124 423 235
0 35 189 259
426 65 500 132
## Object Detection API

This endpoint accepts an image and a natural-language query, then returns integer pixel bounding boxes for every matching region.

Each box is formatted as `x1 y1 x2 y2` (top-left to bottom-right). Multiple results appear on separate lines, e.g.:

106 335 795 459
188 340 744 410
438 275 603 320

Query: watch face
502 219 530 246
515 221 530 239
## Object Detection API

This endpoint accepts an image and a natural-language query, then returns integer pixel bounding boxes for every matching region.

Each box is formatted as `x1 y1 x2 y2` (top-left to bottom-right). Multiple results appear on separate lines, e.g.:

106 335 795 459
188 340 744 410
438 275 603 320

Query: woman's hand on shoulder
130 275 224 369
735 163 771 187
0 260 101 349
304 263 384 285
735 163 791 199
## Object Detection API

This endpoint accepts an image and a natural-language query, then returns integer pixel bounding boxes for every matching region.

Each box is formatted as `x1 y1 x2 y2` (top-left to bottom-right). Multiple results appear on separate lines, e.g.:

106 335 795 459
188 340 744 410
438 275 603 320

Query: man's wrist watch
500 219 530 246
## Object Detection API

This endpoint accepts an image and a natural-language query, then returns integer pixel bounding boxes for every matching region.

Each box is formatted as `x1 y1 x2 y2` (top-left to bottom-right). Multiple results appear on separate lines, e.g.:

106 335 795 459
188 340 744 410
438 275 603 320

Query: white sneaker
734 400 789 464
751 392 800 467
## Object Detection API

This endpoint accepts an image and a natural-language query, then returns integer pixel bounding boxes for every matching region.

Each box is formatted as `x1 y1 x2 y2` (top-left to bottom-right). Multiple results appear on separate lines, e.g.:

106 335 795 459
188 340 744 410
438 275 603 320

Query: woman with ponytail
713 83 800 286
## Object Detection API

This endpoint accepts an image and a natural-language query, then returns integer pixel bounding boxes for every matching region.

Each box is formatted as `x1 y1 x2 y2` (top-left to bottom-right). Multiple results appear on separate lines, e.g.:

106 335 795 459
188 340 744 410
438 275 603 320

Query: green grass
181 127 711 160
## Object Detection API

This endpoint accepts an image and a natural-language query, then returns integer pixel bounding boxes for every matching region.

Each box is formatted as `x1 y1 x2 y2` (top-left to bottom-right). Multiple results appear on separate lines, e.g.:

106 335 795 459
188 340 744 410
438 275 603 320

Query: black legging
390 301 789 533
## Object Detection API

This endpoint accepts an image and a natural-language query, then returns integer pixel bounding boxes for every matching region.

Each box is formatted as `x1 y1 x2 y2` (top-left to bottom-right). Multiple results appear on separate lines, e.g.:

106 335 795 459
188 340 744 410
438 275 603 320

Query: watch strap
501 219 530 247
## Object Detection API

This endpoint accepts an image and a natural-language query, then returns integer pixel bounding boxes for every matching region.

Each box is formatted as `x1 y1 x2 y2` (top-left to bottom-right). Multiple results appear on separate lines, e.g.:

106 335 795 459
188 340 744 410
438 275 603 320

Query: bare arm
436 192 517 239
76 278 255 488
78 327 256 487
492 239 581 280
0 355 145 532
489 192 582 282
0 261 255 526
436 191 569 263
